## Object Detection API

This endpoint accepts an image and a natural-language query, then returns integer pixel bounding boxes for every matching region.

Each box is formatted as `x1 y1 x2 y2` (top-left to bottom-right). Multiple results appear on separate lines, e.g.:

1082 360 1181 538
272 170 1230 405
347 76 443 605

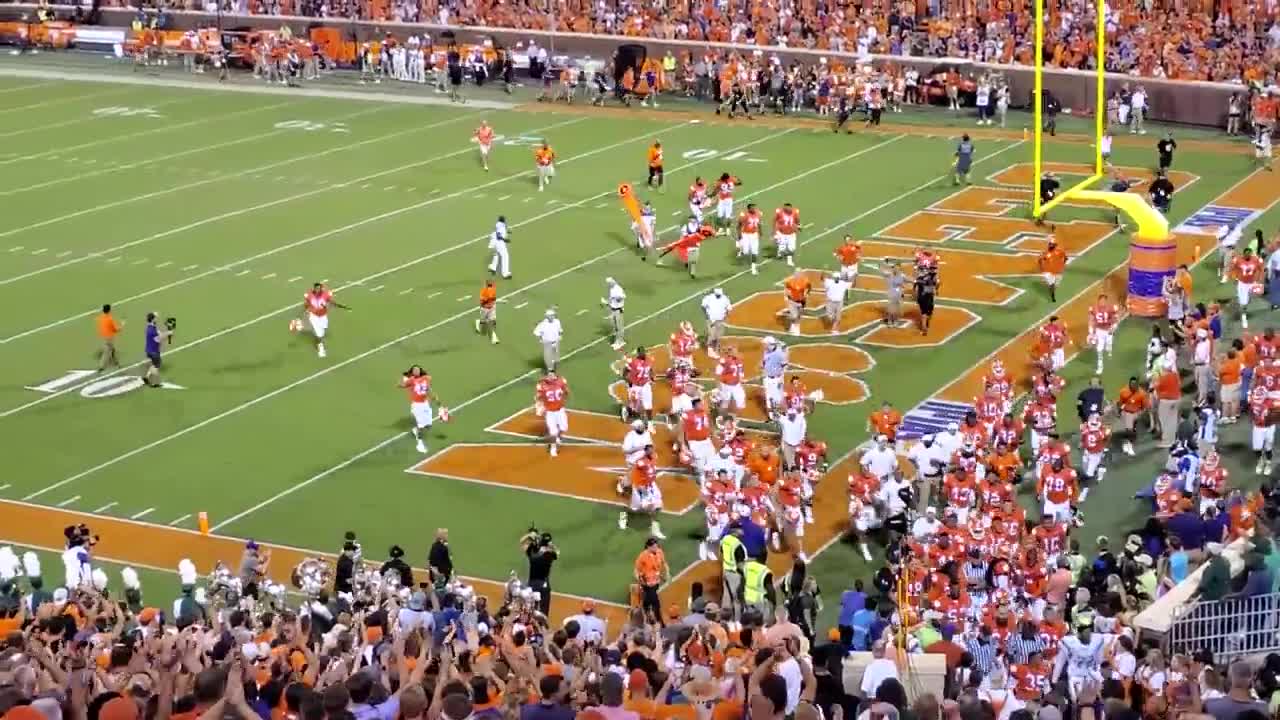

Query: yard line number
25 370 184 398
93 106 165 119
273 120 351 133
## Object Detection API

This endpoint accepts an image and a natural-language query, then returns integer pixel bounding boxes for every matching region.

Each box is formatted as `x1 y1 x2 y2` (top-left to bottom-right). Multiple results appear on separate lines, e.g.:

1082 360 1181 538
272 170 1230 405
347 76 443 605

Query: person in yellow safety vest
720 528 747 621
742 559 773 620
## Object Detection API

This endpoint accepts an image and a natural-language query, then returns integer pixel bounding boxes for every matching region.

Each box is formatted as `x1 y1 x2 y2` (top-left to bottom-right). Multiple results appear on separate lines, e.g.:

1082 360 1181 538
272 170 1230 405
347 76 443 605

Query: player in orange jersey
473 121 495 171
1038 238 1068 302
1231 246 1264 328
687 177 709 224
534 142 556 192
715 346 747 416
773 203 801 267
833 235 862 285
657 223 712 278
476 279 499 344
782 271 812 337
535 370 570 457
681 397 715 475
621 444 666 537
646 141 665 191
1039 315 1070 371
400 365 442 453
737 203 764 275
1088 292 1120 374
299 282 350 359
1037 458 1077 522
1078 413 1111 499
668 321 699 371
622 347 655 427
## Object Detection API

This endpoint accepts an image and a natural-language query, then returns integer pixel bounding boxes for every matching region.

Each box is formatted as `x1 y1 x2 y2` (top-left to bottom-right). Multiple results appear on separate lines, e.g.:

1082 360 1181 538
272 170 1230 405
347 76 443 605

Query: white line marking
0 121 686 345
130 258 149 265
93 501 118 513
384 186 396 191
168 514 192 526
513 301 529 309
0 81 52 94
0 87 131 121
498 195 512 201
398 288 414 295
56 495 80 507
155 261 172 268
361 184 371 189
106 257 121 263
288 275 303 282
576 308 588 316
0 108 497 239
427 291 442 299
235 269 252 277
456 295 468 301
0 484 9 492
7 246 22 252
57 251 76 259
368 285 384 292
671 210 682 216
130 507 155 520
30 248 47 255
182 264 199 271
523 197 533 203
261 273 277 280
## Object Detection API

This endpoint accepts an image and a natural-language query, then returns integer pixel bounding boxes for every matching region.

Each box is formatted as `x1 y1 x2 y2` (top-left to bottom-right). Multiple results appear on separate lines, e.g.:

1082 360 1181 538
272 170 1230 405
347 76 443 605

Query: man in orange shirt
476 280 498 345
1115 376 1150 456
868 401 903 447
782 271 811 337
96 303 123 371
1218 348 1244 423
646 141 664 191
634 536 669 624
1153 366 1181 448
1038 238 1067 302
534 142 556 192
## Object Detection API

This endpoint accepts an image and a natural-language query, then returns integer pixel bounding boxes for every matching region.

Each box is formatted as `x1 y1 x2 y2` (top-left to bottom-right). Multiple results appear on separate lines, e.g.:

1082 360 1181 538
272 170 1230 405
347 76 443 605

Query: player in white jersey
634 201 657 254
487 216 512 279
619 418 654 493
1052 621 1105 701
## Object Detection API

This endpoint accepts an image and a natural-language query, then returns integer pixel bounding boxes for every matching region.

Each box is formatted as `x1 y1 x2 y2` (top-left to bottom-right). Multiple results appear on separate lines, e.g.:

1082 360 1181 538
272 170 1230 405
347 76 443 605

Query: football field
1 63 1277 628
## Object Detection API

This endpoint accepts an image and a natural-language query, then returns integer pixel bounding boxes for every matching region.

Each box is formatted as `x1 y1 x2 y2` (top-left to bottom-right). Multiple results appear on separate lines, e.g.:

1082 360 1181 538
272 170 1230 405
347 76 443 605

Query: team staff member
914 267 938 336
97 304 123 371
535 142 556 192
1157 132 1177 171
476 280 499 344
719 526 747 621
1150 170 1175 214
1036 171 1061 227
533 308 563 372
142 311 173 388
634 537 669 625
603 277 627 350
646 141 664 191
783 271 811 337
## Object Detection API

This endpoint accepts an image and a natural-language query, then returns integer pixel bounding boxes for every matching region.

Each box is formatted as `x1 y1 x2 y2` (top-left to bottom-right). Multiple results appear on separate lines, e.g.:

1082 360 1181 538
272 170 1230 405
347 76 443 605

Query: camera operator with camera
520 526 558 615
143 311 176 388
61 524 98 589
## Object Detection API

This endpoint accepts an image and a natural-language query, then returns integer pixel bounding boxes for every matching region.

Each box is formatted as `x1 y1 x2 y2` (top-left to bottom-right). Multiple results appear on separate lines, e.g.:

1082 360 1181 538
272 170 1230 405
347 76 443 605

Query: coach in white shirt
912 506 941 539
823 271 852 333
861 640 901 697
907 434 949 509
1217 223 1242 283
1192 328 1213 403
1129 85 1147 134
861 435 898 480
701 288 732 358
778 407 807 468
603 277 627 350
488 216 512 279
533 309 562 372
935 421 963 457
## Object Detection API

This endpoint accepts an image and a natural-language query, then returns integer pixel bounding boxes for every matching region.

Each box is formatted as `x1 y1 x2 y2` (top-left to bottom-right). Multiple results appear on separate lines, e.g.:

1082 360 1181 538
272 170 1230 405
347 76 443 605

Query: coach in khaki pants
719 527 746 622
533 309 562 372
1154 366 1182 447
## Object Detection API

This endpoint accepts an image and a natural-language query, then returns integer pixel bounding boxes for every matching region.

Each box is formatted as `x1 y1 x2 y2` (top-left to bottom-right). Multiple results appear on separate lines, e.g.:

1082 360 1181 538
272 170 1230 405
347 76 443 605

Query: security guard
719 526 747 620
742 557 773 620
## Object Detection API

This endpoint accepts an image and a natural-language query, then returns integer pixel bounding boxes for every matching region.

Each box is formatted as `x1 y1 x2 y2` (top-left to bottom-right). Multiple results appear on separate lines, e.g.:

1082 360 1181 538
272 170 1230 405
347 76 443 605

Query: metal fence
1166 592 1280 663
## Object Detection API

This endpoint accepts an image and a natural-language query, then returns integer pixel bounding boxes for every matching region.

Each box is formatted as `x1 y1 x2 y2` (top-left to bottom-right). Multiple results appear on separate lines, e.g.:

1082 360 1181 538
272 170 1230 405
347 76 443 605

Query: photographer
143 311 174 388
521 528 558 615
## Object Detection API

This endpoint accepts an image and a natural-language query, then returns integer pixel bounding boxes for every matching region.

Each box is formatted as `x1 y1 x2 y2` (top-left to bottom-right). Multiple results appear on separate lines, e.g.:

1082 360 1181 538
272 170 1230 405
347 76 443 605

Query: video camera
64 523 99 549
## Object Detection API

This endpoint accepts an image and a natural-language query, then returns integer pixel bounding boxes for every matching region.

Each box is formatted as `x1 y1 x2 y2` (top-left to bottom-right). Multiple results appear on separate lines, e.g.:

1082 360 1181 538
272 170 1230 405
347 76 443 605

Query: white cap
545 308 556 317
713 288 724 296
632 419 646 430
947 422 959 431
926 507 937 515
764 336 777 346
922 434 935 443
605 277 616 285
876 434 888 443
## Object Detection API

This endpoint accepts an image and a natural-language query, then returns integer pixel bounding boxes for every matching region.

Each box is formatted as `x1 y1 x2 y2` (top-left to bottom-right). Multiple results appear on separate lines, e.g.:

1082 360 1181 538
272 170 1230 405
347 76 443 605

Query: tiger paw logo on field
608 335 872 423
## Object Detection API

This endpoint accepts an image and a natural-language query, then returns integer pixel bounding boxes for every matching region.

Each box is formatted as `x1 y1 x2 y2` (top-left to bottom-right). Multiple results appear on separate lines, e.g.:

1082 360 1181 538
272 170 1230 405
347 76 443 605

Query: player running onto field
714 173 741 236
299 282 349 358
476 279 499 344
536 370 570 457
774 202 801 267
400 365 443 453
737 203 763 275
474 121 495 171
687 177 709 224
658 222 713 278
534 142 556 192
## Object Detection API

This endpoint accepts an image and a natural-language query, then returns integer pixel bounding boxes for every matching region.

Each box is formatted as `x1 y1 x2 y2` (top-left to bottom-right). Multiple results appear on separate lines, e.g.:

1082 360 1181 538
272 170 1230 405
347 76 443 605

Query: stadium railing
0 3 1248 128
1165 591 1280 664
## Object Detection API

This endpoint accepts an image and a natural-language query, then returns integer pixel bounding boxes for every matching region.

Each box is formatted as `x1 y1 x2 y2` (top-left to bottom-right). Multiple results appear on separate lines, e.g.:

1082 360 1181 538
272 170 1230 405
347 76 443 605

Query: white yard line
130 508 155 520
0 106 490 238
168 514 192 526
513 301 529 309
93 501 118 513
0 484 10 492
0 118 672 346
56 495 80 507
261 273 277 280
200 133 928 532
0 82 52 94
0 116 580 286
0 87 131 120
427 291 442 299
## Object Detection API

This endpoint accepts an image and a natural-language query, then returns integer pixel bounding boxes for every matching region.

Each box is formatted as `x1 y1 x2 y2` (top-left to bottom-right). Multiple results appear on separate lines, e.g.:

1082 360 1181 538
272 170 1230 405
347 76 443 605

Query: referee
142 312 172 388
603 277 626 350
914 268 938 336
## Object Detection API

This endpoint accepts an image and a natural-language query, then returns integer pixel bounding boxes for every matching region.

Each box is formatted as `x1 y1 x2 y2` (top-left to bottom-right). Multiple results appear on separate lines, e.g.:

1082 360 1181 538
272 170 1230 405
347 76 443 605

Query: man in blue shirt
849 598 880 651
837 579 867 647
143 312 172 388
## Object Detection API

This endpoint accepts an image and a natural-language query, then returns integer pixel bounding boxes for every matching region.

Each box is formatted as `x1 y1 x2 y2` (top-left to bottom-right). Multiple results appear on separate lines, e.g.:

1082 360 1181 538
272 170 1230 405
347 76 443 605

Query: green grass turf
0 67 1267 627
